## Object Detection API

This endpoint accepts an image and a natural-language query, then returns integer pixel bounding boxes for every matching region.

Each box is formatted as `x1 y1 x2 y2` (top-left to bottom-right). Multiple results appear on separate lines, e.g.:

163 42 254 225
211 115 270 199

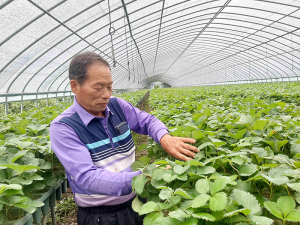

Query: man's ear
70 79 79 94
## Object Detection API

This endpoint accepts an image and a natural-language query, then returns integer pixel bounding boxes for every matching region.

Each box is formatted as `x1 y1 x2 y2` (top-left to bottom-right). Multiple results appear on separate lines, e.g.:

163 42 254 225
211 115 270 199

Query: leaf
231 189 261 215
224 208 251 217
10 150 28 163
191 194 210 208
236 129 247 139
139 201 160 215
262 167 289 185
181 217 198 225
264 201 283 219
209 192 227 211
187 160 204 167
197 142 214 150
173 164 189 175
210 177 230 196
133 174 147 195
192 212 216 221
132 195 144 213
238 164 257 176
277 196 295 218
131 161 144 171
138 143 148 151
192 130 204 141
139 156 151 166
285 209 300 222
159 189 172 200
168 195 181 205
277 140 289 150
143 212 164 225
195 179 210 194
197 166 216 175
169 209 189 220
1 164 40 174
253 119 268 131
248 215 273 225
174 188 192 199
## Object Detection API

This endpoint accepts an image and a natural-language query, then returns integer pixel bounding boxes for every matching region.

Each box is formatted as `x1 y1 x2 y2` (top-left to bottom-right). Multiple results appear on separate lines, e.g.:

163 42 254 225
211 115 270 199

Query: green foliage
132 82 300 224
0 101 71 221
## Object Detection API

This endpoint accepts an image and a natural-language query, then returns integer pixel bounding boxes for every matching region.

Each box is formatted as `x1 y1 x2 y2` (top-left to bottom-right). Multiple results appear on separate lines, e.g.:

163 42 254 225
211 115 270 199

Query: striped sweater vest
58 98 136 206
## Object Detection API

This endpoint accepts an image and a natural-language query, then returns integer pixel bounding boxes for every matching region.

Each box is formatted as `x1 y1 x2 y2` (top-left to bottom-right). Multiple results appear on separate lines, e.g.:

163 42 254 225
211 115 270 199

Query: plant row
131 82 300 225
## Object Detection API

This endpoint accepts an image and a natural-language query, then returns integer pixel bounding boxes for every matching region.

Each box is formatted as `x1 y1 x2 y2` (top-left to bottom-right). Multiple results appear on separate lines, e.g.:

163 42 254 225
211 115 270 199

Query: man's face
71 62 113 117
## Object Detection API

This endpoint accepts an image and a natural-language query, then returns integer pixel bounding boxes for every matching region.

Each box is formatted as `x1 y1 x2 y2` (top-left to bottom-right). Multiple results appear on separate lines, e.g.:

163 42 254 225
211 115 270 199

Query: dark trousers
77 197 144 225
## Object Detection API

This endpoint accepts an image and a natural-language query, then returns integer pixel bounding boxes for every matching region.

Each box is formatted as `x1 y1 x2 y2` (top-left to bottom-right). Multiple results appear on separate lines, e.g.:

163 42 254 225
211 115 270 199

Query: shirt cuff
157 129 169 143
125 171 143 193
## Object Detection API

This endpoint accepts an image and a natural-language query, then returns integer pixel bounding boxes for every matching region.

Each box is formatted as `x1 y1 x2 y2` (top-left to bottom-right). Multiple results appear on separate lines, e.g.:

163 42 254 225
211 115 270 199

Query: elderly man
49 51 198 225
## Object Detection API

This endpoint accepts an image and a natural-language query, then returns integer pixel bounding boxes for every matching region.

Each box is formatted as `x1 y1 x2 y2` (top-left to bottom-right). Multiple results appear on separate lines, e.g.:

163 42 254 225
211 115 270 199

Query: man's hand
160 134 199 161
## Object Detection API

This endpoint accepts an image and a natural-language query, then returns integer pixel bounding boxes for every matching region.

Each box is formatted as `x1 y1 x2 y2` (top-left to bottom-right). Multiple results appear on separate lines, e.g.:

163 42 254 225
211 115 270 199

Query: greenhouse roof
1 0 300 95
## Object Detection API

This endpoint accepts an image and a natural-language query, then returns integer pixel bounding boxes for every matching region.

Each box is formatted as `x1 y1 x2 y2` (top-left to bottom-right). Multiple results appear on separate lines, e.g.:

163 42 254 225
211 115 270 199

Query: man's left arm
116 97 199 161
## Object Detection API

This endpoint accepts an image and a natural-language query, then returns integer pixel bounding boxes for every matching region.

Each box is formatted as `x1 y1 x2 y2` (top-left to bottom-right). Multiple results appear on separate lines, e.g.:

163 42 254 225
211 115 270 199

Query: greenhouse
1 0 300 224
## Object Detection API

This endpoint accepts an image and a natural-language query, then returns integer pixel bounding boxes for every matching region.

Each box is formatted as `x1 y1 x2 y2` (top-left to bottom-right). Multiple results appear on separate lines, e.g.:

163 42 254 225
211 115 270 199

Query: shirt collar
73 96 111 126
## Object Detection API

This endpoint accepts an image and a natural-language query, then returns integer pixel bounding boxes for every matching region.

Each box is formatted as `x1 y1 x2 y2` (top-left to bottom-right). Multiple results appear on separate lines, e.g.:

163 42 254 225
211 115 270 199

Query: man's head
69 52 113 117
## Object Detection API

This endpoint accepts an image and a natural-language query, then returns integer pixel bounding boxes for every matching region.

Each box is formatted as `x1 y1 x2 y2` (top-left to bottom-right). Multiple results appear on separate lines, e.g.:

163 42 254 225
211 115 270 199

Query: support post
5 94 8 115
47 93 49 106
21 94 23 113
55 92 57 103
35 93 38 108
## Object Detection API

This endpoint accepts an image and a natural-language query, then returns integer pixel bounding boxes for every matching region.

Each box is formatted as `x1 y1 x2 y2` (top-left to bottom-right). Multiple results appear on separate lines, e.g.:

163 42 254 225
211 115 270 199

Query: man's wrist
157 129 169 143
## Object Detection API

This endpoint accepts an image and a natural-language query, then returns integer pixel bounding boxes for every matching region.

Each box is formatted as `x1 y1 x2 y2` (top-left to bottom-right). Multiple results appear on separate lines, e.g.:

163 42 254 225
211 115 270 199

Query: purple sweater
49 96 168 207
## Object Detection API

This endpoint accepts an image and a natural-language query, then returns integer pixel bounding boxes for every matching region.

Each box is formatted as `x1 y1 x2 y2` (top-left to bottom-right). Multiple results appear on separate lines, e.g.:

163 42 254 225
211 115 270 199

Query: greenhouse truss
1 0 300 105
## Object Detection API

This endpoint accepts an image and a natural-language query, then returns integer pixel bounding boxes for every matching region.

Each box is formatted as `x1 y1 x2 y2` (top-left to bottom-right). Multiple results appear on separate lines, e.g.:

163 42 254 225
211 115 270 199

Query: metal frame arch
19 1 300 92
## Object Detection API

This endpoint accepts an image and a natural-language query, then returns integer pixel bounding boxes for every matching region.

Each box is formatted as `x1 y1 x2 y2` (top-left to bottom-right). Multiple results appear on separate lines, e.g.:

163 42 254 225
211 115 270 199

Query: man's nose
102 88 111 98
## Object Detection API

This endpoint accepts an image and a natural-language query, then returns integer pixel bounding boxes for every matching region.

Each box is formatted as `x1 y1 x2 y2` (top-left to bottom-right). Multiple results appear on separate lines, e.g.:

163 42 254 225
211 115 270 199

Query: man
50 51 198 225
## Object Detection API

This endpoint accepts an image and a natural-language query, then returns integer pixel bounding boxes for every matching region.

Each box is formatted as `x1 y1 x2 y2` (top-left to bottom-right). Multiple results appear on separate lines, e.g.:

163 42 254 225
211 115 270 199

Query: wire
124 10 130 80
108 0 116 67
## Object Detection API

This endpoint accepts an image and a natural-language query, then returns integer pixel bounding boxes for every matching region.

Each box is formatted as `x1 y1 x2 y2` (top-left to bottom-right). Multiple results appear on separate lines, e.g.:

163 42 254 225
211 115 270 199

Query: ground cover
132 82 300 225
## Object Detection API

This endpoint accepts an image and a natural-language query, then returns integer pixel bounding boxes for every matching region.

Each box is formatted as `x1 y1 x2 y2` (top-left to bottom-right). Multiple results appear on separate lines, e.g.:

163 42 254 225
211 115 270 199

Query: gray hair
69 51 111 85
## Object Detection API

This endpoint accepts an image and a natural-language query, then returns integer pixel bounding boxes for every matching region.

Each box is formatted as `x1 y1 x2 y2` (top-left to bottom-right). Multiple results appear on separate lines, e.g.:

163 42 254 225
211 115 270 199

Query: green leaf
19 119 29 127
248 215 273 225
133 174 147 195
264 201 283 219
277 196 295 218
253 119 268 131
139 201 160 215
173 164 189 175
203 109 212 117
187 160 204 167
231 189 261 215
10 150 28 163
132 195 144 213
195 179 210 194
131 161 144 171
285 209 300 222
1 164 39 174
138 143 148 151
191 194 210 208
29 200 44 207
192 212 216 221
262 167 289 185
159 189 172 200
143 212 164 225
197 166 216 175
174 188 192 199
236 129 247 139
197 142 214 150
169 195 181 205
238 164 257 176
139 156 151 166
181 217 198 225
209 192 227 211
287 183 300 192
192 130 204 141
210 177 230 196
169 209 189 220
277 140 289 149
